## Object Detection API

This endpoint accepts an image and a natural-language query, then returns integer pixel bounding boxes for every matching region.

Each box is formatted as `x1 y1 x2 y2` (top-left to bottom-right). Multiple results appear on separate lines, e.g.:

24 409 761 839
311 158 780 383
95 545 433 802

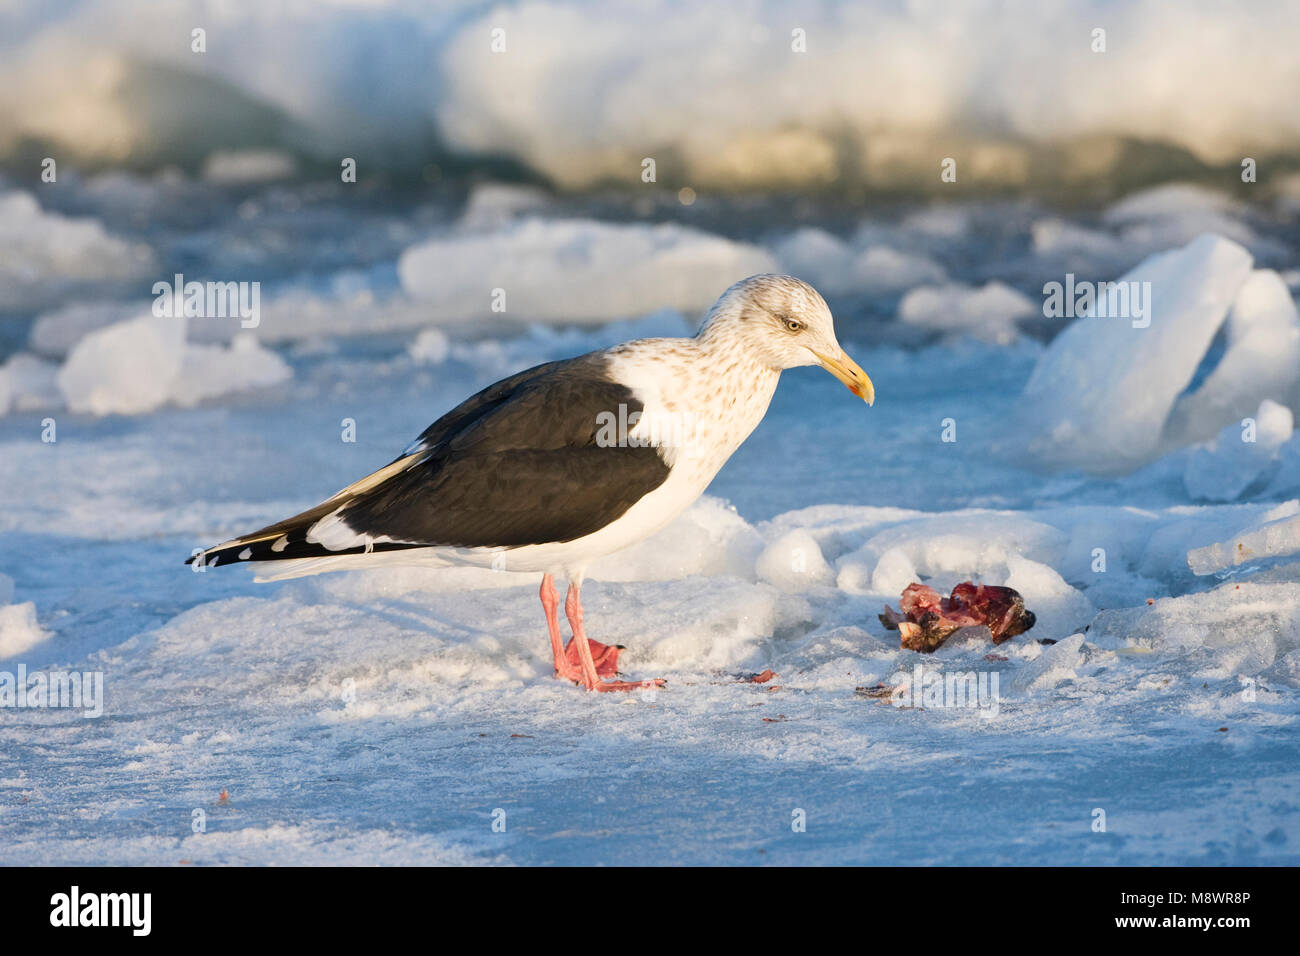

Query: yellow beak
812 349 875 405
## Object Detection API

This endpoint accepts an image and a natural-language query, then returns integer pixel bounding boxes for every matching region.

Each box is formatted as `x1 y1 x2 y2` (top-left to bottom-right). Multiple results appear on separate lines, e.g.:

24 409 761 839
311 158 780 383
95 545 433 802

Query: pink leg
542 574 583 684
564 579 665 693
564 635 622 678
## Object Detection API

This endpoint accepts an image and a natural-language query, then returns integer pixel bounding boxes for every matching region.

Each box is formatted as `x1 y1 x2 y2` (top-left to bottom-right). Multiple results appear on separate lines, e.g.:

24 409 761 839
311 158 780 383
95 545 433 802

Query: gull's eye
783 317 803 333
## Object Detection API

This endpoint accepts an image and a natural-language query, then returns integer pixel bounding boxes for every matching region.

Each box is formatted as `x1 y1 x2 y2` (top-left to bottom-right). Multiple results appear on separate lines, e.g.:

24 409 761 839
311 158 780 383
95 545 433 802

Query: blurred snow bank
0 354 60 416
200 149 297 184
898 282 1036 345
771 229 946 296
6 2 1298 191
0 192 155 311
12 175 1279 368
399 217 775 323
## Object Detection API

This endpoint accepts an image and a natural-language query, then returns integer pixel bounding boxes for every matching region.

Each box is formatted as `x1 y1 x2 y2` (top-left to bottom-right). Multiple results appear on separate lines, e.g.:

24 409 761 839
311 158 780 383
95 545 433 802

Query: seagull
188 275 873 691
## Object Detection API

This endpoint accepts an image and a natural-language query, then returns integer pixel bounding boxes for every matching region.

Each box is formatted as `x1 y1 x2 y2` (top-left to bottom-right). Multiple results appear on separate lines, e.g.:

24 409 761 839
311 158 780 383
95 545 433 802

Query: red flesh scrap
879 582 1036 653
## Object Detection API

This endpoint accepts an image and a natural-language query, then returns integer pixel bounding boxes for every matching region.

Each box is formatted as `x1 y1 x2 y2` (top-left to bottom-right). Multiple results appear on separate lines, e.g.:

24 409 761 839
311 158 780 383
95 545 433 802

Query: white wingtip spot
238 547 253 560
271 535 289 553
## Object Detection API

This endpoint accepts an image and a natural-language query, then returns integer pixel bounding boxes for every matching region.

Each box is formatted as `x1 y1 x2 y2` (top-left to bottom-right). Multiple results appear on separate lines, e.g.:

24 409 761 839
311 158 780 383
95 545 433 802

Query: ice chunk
1048 504 1163 583
1138 500 1299 585
56 314 290 416
219 287 436 345
1184 400 1294 502
1002 555 1096 640
869 547 919 596
834 561 872 595
1188 510 1300 576
0 601 50 660
1090 582 1300 675
756 529 835 592
57 313 187 416
398 218 776 324
1165 270 1300 447
1268 434 1300 497
843 512 1069 587
897 281 1036 344
0 354 62 415
408 328 450 365
1017 234 1254 474
28 301 144 357
1009 632 1086 694
174 334 292 408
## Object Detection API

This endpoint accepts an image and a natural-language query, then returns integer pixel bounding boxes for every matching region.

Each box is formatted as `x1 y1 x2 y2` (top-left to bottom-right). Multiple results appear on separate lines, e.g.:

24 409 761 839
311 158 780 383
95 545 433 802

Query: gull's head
697 274 874 404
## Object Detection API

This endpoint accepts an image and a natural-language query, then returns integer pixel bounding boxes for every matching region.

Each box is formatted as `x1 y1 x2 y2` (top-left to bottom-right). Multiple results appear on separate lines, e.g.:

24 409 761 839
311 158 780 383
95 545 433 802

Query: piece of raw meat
879 582 1036 652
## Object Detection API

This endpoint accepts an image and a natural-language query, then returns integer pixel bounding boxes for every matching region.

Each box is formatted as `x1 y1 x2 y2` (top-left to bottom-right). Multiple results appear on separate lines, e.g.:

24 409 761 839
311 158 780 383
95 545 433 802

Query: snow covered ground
2 170 1300 865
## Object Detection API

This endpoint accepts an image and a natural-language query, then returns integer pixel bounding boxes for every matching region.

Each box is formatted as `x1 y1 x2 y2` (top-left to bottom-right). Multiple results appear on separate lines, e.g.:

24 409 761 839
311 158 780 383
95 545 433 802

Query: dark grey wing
191 353 671 566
